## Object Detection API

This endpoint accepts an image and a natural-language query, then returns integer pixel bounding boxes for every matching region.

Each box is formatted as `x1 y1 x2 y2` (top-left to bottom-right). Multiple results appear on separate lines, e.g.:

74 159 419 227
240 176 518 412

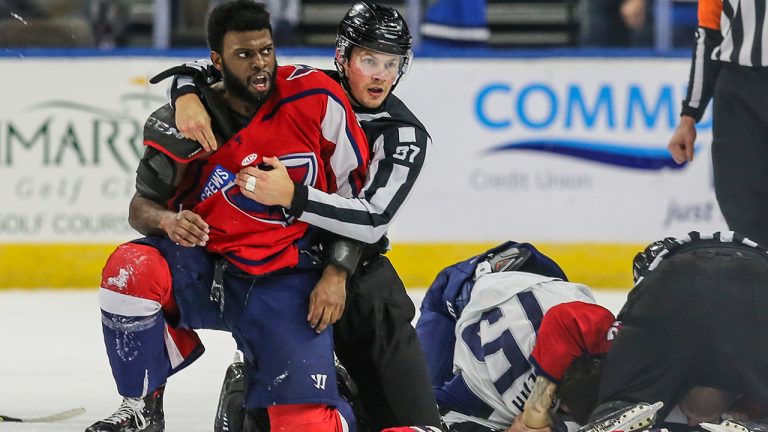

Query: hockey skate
84 386 164 432
334 356 366 427
214 353 247 432
701 419 768 432
579 401 664 432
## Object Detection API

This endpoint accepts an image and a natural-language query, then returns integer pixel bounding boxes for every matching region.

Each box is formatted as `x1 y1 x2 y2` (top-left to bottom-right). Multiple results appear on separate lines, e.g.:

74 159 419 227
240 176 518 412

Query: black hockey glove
149 59 221 104
150 59 237 142
149 58 219 86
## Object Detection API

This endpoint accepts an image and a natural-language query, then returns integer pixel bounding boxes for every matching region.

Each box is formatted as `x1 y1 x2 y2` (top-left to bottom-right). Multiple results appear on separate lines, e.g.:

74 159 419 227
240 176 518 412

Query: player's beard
221 59 277 106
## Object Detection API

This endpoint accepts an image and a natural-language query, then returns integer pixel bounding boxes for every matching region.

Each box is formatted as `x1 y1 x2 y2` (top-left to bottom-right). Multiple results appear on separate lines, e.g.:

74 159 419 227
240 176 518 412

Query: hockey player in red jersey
143 55 367 275
156 3 444 431
85 2 368 432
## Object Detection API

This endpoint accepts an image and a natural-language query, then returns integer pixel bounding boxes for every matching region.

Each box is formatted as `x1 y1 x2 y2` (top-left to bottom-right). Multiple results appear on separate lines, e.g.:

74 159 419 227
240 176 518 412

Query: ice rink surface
0 288 628 432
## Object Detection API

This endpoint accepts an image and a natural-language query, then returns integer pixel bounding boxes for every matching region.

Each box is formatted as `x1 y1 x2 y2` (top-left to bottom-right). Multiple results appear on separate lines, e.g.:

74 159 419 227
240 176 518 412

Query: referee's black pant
334 255 442 431
595 242 768 423
712 64 768 246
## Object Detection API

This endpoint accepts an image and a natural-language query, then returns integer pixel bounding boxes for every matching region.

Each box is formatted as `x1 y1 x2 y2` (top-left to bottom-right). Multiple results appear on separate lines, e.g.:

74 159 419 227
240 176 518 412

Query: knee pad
101 243 174 309
267 404 352 432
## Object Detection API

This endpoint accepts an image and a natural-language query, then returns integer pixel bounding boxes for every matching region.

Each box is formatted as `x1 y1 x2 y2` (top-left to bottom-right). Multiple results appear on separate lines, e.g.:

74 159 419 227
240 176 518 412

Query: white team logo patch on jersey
287 64 317 80
311 374 327 390
241 153 258 166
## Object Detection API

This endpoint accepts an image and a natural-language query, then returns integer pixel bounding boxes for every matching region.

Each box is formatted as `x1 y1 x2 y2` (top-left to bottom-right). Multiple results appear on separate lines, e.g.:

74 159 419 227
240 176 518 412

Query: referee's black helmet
335 2 413 87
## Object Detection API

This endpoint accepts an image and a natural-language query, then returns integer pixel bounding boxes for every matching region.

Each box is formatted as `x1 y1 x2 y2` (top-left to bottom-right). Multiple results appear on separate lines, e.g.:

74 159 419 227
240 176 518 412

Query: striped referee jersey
287 84 431 245
682 0 768 120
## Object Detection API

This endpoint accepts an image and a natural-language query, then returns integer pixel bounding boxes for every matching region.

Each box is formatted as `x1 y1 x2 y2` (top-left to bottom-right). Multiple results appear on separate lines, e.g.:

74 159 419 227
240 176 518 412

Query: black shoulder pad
135 147 177 204
143 104 206 163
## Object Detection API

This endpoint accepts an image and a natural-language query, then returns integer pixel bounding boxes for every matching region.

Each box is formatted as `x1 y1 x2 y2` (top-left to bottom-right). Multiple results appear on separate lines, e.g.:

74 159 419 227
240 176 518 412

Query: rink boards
0 241 643 289
0 52 725 289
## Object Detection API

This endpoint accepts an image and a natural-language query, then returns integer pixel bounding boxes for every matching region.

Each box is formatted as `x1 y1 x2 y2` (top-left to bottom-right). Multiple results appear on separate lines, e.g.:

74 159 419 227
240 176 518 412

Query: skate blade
701 421 750 432
613 401 664 432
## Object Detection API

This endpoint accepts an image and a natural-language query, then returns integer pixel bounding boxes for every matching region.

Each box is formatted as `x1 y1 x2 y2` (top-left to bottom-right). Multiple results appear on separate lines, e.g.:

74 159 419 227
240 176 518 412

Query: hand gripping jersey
145 65 369 274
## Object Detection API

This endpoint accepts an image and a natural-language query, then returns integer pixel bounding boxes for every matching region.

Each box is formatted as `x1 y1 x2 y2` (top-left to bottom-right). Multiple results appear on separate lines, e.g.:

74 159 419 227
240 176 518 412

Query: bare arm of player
507 413 553 432
668 115 697 164
128 193 210 248
307 264 348 333
522 376 556 428
175 93 218 152
235 157 295 208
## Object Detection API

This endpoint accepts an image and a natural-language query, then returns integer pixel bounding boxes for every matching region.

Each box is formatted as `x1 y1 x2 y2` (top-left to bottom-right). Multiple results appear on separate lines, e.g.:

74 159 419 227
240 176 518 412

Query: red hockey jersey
146 64 369 274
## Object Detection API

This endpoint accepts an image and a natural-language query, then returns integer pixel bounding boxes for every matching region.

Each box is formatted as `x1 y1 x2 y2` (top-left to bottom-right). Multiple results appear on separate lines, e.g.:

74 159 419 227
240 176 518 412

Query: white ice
0 288 628 432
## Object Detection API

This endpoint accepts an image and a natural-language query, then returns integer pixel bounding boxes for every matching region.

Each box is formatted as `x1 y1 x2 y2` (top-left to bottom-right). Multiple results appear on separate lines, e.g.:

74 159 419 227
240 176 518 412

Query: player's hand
159 209 210 247
507 414 552 432
175 93 218 152
522 376 556 429
235 157 295 208
307 264 347 333
668 115 697 164
620 0 646 30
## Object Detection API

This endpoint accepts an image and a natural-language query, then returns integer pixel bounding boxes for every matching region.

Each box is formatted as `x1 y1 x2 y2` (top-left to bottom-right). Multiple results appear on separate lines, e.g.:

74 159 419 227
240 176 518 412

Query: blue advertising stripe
489 139 692 170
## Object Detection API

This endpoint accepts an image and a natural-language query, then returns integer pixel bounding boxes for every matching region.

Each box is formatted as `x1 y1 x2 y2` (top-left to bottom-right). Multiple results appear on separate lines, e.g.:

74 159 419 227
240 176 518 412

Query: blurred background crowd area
0 0 698 51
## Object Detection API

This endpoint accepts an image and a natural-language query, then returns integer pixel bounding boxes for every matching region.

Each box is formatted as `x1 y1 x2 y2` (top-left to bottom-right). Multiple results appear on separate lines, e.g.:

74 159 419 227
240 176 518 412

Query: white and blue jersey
443 272 595 430
416 242 594 431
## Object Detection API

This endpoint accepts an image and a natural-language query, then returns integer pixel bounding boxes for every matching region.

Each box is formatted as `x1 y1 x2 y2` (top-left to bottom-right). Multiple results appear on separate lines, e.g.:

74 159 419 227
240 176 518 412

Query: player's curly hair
557 356 605 424
207 1 272 53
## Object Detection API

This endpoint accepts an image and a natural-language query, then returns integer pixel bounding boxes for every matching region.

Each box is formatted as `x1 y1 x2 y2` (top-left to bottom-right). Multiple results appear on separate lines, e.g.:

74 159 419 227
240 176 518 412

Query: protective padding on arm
143 104 206 163
135 148 177 204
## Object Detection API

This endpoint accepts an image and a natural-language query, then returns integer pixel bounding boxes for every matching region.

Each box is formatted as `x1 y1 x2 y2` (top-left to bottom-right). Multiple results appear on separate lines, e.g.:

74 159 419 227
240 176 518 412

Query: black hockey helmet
632 237 678 283
335 2 413 88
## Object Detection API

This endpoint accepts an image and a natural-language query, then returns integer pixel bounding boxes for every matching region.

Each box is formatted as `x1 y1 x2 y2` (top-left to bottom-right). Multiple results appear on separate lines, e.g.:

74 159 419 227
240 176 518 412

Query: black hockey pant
596 243 768 422
712 64 768 247
334 255 443 431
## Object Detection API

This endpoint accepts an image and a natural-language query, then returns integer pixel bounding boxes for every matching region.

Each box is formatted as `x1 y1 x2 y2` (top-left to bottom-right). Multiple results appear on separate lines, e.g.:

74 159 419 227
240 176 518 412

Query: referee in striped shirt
668 0 768 246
